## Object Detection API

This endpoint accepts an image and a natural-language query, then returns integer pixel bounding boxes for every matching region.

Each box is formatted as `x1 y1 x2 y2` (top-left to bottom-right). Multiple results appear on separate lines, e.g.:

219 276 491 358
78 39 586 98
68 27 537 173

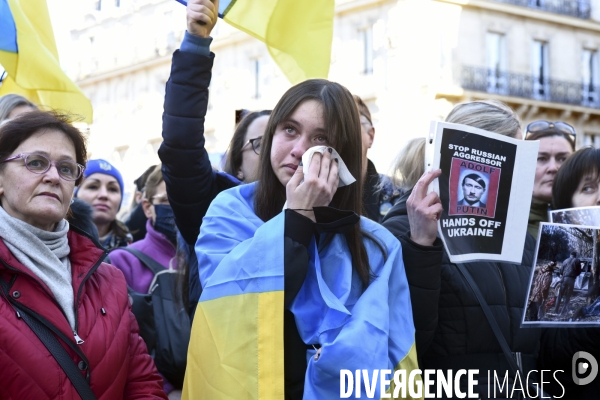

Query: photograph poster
426 121 539 263
551 206 600 226
522 222 600 327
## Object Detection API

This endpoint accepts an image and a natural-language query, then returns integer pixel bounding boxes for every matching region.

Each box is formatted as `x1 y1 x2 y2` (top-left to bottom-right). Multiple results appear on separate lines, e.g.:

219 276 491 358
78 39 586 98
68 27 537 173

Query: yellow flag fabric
221 0 334 84
183 291 285 399
0 0 92 122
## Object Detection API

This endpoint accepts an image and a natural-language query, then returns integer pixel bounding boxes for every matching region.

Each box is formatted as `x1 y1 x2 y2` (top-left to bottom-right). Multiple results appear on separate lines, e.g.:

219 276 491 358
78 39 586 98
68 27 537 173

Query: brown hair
0 110 87 185
552 147 600 209
144 163 164 202
255 79 374 287
223 110 271 179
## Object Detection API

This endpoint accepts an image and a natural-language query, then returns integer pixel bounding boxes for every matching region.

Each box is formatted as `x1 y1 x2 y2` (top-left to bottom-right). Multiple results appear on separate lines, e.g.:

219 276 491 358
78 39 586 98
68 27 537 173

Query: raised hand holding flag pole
177 0 334 84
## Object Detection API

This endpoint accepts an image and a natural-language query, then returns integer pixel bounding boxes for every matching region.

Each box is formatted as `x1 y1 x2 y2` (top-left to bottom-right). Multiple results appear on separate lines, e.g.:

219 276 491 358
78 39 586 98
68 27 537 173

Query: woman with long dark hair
183 79 417 399
222 110 271 182
538 147 600 398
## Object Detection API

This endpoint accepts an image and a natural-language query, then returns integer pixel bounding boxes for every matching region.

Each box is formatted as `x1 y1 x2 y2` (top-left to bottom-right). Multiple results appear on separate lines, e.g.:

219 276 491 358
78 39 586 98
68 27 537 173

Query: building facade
64 0 600 201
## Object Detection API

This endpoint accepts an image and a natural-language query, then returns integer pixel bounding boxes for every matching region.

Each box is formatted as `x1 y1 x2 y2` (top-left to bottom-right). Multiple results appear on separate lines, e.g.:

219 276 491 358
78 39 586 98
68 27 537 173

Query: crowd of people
1 0 600 399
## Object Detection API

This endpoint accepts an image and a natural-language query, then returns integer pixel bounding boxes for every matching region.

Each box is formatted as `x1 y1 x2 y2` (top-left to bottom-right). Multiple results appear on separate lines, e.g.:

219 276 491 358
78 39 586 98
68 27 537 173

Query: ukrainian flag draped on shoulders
0 0 92 122
184 182 421 399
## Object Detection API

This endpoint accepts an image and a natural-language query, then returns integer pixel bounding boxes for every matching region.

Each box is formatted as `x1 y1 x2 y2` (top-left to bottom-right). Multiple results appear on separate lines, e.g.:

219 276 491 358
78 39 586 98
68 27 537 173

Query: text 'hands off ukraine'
426 121 539 264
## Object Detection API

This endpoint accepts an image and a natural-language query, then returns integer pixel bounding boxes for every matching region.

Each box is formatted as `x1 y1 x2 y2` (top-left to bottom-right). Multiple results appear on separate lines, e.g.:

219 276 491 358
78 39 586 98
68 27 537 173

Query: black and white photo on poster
551 206 600 226
426 121 539 263
523 222 600 327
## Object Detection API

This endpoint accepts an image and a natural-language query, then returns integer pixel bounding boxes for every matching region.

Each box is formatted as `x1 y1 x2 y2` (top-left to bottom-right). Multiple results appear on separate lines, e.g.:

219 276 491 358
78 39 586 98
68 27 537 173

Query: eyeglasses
241 137 262 155
0 153 85 181
151 192 170 205
525 120 576 140
360 115 373 129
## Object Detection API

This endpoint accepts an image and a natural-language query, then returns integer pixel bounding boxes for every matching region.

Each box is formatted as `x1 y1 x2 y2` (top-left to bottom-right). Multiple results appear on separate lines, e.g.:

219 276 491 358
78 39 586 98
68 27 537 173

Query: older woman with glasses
525 120 576 238
0 110 166 399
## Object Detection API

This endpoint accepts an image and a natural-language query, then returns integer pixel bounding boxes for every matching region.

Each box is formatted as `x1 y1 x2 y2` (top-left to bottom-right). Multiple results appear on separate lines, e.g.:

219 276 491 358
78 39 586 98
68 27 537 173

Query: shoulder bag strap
112 247 166 276
454 263 521 375
0 279 97 400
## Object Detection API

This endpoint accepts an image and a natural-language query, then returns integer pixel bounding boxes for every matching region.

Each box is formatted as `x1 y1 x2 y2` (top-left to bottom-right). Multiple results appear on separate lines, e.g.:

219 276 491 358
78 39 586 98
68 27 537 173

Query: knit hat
79 159 125 209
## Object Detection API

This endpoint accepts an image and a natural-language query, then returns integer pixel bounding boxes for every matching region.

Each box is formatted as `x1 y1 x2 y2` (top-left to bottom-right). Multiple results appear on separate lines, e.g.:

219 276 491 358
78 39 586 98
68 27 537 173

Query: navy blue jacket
158 50 239 316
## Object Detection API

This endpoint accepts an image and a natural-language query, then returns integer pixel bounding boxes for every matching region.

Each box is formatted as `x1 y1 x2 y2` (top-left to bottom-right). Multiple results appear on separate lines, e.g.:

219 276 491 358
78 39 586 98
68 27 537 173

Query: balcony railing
461 66 600 108
492 0 591 19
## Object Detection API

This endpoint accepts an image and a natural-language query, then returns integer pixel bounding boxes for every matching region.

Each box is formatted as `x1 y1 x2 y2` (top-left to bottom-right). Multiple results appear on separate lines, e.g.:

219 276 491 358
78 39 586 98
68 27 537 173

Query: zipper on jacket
73 331 84 344
73 250 107 340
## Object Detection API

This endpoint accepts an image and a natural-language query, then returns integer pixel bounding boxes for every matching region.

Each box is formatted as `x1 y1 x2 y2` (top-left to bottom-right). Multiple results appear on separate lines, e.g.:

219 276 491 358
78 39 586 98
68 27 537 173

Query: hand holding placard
407 169 443 247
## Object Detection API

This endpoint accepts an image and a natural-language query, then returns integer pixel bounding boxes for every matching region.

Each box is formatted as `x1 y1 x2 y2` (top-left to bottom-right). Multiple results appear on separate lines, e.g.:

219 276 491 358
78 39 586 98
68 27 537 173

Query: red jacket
0 227 167 400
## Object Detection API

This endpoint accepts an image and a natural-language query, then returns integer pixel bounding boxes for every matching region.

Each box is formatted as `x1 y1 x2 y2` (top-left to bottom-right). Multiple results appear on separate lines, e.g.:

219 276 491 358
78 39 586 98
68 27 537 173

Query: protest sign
426 121 539 263
522 222 600 327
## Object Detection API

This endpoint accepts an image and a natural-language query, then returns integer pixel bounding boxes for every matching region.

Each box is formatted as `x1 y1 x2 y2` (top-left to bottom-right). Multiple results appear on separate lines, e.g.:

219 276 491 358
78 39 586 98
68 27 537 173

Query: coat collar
0 226 106 291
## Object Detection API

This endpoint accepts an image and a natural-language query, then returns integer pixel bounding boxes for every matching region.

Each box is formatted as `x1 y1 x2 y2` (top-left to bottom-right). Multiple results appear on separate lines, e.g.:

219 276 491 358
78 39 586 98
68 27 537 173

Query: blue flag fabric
0 0 18 53
192 182 418 398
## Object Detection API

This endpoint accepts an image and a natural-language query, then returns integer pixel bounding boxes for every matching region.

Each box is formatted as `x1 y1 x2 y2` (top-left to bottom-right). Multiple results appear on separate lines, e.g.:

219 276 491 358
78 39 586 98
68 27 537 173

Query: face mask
153 204 178 244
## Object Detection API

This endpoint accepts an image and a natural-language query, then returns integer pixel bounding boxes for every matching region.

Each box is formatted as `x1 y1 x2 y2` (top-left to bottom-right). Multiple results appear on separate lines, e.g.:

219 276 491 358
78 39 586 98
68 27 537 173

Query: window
115 0 120 7
94 0 102 11
253 58 262 99
532 40 549 98
582 49 599 105
486 32 506 93
360 26 374 74
583 133 600 148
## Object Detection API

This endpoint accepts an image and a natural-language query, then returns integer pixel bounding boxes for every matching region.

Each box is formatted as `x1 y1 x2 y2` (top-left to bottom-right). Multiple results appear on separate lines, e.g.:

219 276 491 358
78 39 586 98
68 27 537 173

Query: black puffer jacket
383 191 600 398
383 190 542 398
68 198 99 241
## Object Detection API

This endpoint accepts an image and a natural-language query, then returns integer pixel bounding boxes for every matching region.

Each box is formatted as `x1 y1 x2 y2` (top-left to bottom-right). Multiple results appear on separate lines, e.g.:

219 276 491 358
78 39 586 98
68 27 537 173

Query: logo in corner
572 351 598 385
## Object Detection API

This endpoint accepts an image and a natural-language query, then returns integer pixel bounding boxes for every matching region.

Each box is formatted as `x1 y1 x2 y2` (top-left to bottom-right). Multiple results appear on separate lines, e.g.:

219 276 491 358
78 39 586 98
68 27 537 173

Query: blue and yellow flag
0 0 93 122
178 0 334 84
184 182 421 399
219 0 334 84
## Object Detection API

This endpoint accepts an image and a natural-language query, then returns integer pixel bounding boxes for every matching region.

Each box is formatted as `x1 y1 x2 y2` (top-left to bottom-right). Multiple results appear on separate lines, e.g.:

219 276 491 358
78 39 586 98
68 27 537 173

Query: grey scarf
0 206 75 329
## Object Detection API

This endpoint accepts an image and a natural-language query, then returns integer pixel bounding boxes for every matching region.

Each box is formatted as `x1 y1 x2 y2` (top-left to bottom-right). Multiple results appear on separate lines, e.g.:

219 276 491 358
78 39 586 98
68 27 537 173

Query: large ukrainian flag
218 0 334 84
0 0 93 122
184 183 422 399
